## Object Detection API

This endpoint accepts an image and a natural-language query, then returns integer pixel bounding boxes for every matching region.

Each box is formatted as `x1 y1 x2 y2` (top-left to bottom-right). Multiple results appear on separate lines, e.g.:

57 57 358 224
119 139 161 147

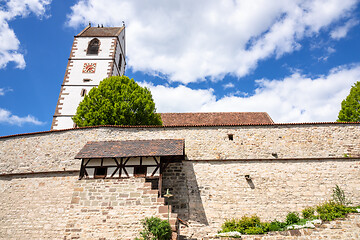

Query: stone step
159 205 172 213
161 213 178 219
144 182 152 188
144 189 159 195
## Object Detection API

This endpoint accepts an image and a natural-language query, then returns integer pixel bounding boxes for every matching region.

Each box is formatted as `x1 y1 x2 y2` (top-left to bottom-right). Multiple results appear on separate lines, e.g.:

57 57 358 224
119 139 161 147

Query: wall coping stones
1 122 359 140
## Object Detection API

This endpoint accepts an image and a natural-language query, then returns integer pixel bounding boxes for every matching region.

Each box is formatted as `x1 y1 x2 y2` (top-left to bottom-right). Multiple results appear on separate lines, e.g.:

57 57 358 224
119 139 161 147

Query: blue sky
1 0 360 136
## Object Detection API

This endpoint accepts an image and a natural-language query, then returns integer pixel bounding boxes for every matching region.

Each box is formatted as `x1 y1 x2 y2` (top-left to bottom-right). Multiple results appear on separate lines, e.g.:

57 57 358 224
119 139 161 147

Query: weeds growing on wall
332 184 352 206
135 217 172 240
219 185 359 236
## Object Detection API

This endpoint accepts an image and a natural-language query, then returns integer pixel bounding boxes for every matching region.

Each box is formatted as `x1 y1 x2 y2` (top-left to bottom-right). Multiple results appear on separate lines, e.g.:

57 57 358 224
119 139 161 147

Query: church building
51 24 126 130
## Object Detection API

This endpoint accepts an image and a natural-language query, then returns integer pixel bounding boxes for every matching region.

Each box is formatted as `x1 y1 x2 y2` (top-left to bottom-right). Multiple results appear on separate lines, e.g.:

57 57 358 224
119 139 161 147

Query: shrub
244 227 265 235
238 215 262 231
135 217 172 240
302 207 316 219
285 212 300 225
220 219 238 233
316 201 355 221
268 220 286 231
220 215 268 235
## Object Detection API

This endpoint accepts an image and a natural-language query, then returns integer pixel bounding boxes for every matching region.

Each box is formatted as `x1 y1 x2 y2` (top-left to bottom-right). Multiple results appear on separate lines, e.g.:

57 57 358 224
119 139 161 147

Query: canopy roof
75 139 184 159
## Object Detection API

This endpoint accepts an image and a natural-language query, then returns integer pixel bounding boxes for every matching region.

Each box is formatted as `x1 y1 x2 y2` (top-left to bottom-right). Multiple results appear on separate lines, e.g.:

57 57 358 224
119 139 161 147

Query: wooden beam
123 157 130 165
158 173 162 198
153 156 159 164
110 167 120 178
151 166 159 177
84 159 91 166
79 158 85 180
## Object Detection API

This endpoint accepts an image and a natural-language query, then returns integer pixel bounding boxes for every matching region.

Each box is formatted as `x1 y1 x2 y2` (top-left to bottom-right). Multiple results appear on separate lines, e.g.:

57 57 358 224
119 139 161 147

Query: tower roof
77 26 124 37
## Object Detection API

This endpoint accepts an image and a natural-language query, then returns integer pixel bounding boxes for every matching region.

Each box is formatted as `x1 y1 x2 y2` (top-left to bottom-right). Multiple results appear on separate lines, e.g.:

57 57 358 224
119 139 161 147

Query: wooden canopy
75 139 185 159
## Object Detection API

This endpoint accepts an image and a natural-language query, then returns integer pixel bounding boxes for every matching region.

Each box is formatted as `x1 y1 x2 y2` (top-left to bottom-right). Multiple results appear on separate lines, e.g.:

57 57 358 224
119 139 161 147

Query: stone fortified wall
0 123 359 239
0 174 177 240
0 172 78 240
162 160 360 238
0 124 359 175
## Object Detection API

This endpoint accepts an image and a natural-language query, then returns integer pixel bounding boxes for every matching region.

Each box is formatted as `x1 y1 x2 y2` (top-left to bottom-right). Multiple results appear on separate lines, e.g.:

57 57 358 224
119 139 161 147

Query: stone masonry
177 159 360 238
1 124 359 175
0 172 78 240
0 123 359 239
65 178 176 240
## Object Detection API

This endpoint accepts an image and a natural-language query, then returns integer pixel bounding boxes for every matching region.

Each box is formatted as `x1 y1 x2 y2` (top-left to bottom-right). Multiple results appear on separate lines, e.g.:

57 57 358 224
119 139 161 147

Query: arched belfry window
87 38 100 55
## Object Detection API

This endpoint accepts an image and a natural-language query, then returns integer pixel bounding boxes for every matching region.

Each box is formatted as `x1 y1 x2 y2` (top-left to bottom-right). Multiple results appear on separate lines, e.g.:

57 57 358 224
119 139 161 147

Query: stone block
159 205 171 213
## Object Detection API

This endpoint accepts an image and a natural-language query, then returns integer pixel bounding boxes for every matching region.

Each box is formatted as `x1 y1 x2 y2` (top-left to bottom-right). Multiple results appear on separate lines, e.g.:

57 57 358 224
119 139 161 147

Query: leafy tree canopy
73 76 162 127
337 81 360 122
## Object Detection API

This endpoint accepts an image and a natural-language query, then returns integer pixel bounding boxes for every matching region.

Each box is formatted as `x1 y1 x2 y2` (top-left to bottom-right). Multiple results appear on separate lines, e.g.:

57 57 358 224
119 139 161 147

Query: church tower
51 24 126 130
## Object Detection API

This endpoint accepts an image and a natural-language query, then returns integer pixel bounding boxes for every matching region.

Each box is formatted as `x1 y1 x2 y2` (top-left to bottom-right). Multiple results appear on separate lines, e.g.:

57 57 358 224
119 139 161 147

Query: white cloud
139 82 215 113
0 87 13 96
142 64 360 123
0 108 44 126
0 0 51 69
0 87 43 126
318 47 336 62
223 83 235 89
67 0 358 83
330 18 359 40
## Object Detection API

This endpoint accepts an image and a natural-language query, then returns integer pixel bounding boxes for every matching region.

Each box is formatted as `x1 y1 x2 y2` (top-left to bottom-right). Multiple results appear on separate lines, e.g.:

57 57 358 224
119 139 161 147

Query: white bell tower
51 24 126 130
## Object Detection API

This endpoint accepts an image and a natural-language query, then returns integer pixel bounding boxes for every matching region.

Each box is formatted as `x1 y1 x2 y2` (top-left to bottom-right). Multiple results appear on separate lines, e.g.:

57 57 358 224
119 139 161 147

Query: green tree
337 81 360 122
73 76 162 127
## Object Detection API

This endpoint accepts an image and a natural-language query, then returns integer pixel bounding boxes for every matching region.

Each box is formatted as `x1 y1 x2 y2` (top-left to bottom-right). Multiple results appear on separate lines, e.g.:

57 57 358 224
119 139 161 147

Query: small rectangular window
119 53 123 70
94 167 107 179
134 166 147 177
83 79 91 82
228 134 234 141
81 89 87 97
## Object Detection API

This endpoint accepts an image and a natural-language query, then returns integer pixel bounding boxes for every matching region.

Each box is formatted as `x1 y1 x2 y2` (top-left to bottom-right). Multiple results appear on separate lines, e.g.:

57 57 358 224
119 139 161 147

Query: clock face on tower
82 63 97 73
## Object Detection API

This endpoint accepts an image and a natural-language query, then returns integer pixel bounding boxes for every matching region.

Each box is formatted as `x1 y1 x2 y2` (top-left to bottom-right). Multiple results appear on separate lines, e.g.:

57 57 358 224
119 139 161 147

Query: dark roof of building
77 26 124 37
75 139 184 159
160 112 274 126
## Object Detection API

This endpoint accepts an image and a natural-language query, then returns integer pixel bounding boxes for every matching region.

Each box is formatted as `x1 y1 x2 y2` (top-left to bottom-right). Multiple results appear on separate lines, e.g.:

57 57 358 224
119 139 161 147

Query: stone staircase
144 181 179 238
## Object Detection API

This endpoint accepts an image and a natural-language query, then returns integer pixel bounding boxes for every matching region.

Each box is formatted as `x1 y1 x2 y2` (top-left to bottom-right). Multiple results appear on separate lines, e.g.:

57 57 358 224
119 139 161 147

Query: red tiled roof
75 139 184 159
160 112 273 126
77 26 124 37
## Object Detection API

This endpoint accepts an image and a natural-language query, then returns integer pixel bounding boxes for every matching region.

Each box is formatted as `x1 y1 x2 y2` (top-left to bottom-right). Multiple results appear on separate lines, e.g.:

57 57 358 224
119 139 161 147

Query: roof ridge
115 26 125 36
76 25 91 36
